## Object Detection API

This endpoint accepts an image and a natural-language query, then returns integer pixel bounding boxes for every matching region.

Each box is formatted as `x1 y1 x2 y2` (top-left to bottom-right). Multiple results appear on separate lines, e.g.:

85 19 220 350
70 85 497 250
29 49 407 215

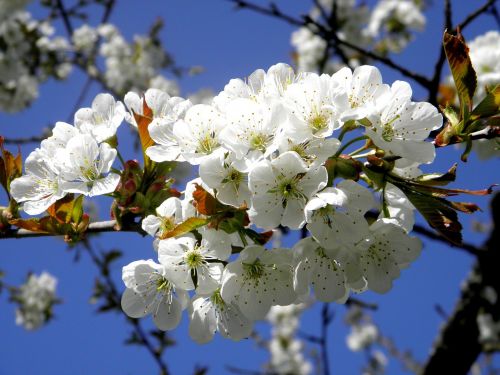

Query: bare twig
345 297 378 311
83 242 169 375
457 0 497 31
229 0 431 88
320 303 333 375
0 220 144 239
55 0 74 36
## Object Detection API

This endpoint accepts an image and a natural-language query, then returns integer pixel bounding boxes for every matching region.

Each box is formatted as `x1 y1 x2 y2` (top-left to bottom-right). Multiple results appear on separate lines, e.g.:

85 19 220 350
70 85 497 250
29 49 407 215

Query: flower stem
335 135 369 156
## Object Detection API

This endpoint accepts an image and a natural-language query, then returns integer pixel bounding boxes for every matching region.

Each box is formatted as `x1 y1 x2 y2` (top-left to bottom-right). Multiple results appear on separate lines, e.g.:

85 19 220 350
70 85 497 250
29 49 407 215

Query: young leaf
162 217 210 239
132 99 155 170
0 137 22 197
470 84 500 121
192 184 225 215
443 30 477 116
399 187 464 244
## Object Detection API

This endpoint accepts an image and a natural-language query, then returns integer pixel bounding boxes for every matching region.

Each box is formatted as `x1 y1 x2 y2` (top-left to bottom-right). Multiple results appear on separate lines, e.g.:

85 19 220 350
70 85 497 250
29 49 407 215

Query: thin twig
457 0 497 31
489 4 500 28
55 0 74 36
83 242 169 375
320 303 332 375
230 0 431 88
0 220 143 239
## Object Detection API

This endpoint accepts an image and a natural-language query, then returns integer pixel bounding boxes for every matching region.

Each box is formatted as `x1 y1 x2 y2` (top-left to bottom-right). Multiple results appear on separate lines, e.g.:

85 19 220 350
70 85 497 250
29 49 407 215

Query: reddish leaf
132 99 155 170
9 218 49 233
192 184 225 215
443 30 477 114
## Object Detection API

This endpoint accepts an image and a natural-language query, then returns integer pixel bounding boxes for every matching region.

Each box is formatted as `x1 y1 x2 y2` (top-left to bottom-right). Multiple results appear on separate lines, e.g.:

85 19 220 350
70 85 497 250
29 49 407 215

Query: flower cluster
10 94 124 214
12 62 441 342
10 271 59 330
266 304 312 375
118 62 439 341
76 23 179 97
0 8 71 112
290 0 425 73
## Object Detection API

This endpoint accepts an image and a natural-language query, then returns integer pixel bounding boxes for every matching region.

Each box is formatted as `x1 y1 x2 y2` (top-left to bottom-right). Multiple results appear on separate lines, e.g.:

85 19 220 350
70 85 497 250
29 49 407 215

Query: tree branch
229 0 432 88
55 0 74 36
0 220 144 239
457 0 497 31
423 193 500 374
83 242 170 375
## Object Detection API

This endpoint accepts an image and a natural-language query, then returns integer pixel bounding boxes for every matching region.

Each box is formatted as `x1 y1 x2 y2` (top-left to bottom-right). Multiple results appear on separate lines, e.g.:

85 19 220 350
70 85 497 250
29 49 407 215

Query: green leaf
400 187 463 244
162 217 210 239
470 84 500 121
413 164 457 186
443 30 477 116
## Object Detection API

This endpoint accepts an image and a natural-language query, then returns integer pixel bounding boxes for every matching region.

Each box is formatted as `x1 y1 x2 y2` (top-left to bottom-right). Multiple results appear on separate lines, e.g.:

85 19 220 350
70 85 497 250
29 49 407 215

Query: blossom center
155 276 172 292
243 260 265 280
185 249 204 269
210 288 226 309
308 113 329 134
381 115 400 142
249 132 271 152
197 132 218 154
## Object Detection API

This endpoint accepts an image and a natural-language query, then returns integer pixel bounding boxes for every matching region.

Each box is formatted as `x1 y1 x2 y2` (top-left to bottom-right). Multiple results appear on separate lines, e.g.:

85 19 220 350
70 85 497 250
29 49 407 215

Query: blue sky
0 1 498 374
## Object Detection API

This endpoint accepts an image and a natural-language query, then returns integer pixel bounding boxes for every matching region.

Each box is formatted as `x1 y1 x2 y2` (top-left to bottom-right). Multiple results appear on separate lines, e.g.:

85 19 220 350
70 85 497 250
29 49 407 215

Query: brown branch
55 0 74 36
83 242 169 375
229 0 431 88
0 220 143 239
457 0 497 31
2 129 51 145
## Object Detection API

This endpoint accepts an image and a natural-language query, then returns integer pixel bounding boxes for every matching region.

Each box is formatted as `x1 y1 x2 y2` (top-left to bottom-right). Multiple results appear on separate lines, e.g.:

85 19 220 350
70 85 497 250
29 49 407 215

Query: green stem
116 149 126 167
238 231 249 247
335 135 369 156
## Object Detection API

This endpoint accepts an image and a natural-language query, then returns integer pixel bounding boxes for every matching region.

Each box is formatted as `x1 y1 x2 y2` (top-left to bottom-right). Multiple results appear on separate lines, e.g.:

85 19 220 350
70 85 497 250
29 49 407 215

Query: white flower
141 197 183 238
189 288 253 343
335 65 389 122
346 322 378 351
266 304 312 375
213 69 266 111
365 80 442 163
10 149 66 215
284 73 345 141
213 63 302 111
277 136 340 168
172 104 226 165
57 134 120 196
291 27 327 73
219 98 284 161
367 0 425 51
248 151 327 229
304 179 374 249
380 182 415 232
199 152 251 207
293 237 349 303
358 218 422 293
468 31 500 102
221 245 296 320
13 271 59 331
72 24 98 53
40 121 80 159
74 93 125 143
121 259 188 331
134 89 193 162
158 229 232 294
